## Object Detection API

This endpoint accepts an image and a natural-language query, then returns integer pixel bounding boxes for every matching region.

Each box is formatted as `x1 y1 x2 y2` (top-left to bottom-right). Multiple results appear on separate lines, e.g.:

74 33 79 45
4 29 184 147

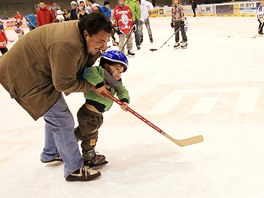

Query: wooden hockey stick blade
163 133 204 147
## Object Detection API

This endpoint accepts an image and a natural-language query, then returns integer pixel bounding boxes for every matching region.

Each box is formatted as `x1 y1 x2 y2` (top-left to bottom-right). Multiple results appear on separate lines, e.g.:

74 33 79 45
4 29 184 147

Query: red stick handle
104 92 165 135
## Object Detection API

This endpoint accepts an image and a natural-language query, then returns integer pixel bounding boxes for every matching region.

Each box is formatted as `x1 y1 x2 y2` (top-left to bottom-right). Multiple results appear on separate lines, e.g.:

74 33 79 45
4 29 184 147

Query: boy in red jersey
113 0 135 56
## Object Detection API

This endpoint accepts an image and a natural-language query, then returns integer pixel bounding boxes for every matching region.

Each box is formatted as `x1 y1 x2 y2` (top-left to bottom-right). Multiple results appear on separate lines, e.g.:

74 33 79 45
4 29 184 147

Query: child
0 22 14 55
257 0 264 35
0 22 9 54
113 0 135 56
75 50 130 168
171 0 188 48
14 20 24 39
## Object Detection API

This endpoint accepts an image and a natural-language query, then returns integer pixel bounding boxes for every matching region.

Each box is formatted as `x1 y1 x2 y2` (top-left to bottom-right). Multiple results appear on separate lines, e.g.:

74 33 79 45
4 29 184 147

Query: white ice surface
1 16 264 198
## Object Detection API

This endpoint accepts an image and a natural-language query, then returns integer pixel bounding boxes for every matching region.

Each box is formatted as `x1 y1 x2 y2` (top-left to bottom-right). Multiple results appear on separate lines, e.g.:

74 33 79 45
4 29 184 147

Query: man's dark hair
78 12 112 37
104 1 110 5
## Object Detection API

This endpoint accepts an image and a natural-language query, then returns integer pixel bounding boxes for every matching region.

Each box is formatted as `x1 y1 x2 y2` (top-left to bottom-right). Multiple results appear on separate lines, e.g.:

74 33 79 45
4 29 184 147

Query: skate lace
81 166 98 178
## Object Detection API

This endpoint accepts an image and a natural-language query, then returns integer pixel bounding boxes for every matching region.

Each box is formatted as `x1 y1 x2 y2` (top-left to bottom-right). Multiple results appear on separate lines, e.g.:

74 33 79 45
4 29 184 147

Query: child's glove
170 22 174 28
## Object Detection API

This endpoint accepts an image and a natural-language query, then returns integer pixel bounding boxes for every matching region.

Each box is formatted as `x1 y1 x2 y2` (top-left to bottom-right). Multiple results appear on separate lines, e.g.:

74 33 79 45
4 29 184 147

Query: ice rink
1 16 264 198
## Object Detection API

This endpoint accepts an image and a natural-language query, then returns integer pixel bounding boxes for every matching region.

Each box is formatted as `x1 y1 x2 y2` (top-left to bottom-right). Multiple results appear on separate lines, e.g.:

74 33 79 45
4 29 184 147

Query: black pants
0 47 8 54
174 21 187 43
258 19 263 34
75 104 103 154
192 8 196 16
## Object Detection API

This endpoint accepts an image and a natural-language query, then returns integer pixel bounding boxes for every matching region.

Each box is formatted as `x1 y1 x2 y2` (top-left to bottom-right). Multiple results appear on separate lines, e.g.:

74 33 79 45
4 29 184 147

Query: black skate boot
181 41 188 48
41 154 63 163
83 149 108 169
174 42 180 48
128 50 135 56
66 166 101 182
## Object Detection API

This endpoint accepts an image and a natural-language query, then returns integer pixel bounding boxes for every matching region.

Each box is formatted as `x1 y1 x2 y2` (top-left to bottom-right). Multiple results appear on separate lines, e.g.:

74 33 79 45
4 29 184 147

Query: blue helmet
101 50 128 72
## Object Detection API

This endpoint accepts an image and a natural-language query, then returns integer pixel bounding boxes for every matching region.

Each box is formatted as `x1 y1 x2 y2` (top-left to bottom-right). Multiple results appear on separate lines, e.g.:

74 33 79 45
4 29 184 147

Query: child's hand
120 102 128 111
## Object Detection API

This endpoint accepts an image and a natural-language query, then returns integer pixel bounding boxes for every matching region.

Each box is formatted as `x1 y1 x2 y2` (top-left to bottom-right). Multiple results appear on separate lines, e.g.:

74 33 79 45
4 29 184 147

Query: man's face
84 30 111 55
105 4 110 8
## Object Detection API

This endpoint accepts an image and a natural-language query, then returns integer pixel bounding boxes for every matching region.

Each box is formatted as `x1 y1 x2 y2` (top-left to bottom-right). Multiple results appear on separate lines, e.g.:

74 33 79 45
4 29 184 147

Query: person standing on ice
190 0 197 17
0 12 112 182
113 0 135 56
171 0 187 48
125 0 141 50
257 0 264 35
74 50 130 168
0 22 13 55
138 0 154 44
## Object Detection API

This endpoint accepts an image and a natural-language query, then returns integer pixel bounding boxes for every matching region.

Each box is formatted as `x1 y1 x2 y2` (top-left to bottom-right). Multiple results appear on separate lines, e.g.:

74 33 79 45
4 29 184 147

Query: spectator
70 1 79 20
101 1 111 20
14 11 23 21
56 10 65 22
25 12 37 31
37 1 55 26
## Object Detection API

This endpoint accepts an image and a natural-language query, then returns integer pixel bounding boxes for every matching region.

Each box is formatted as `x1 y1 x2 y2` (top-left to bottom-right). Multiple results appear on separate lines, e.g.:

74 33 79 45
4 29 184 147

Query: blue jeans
41 94 83 177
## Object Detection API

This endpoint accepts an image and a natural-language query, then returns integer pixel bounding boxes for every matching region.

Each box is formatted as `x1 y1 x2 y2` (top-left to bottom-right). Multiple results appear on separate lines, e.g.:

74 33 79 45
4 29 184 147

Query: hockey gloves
170 22 174 28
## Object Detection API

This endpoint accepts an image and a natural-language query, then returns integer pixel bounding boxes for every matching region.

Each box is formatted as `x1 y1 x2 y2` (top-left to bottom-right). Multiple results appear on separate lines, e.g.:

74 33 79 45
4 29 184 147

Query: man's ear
83 30 89 38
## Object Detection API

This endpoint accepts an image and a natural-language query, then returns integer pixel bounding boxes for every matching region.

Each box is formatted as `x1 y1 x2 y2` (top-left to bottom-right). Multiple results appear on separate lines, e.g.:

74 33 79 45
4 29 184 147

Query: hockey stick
252 22 264 38
121 25 136 52
149 28 180 52
103 91 204 147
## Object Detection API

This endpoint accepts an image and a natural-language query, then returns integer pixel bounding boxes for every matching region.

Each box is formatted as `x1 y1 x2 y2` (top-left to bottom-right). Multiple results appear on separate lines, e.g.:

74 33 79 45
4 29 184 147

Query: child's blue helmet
100 50 128 72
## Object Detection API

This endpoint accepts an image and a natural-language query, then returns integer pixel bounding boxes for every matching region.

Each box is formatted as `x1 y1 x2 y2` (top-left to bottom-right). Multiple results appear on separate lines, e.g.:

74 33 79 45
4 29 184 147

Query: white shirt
257 5 264 22
140 0 154 21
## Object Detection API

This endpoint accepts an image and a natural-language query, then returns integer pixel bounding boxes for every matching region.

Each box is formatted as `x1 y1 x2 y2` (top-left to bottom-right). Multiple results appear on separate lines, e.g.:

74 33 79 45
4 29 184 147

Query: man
125 0 141 50
138 0 154 44
37 1 55 26
0 12 112 182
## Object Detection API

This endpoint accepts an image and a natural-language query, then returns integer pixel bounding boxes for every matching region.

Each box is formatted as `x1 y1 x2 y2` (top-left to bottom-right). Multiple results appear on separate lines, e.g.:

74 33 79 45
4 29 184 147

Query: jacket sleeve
116 81 130 103
84 66 104 86
36 12 41 26
48 42 91 93
135 3 141 20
